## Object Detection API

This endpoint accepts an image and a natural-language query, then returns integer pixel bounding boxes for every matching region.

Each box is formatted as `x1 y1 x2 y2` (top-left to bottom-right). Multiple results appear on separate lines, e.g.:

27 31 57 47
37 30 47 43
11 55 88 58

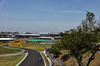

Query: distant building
0 38 14 42
0 34 14 38
0 32 63 41
14 34 40 39
40 34 48 37
39 37 54 40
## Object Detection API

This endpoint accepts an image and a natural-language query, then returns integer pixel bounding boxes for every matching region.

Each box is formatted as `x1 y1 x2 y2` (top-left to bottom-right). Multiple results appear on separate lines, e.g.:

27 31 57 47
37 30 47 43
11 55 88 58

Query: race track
3 45 44 66
19 48 44 66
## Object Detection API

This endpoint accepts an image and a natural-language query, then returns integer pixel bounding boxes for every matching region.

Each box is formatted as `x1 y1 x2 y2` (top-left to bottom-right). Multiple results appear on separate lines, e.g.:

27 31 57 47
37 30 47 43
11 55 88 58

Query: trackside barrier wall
43 48 54 66
42 52 49 66
43 51 52 66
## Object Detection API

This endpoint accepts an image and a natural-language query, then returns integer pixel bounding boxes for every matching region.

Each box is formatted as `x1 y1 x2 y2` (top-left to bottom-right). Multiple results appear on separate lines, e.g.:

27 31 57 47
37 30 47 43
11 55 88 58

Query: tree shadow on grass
61 54 70 61
53 53 62 58
54 55 59 58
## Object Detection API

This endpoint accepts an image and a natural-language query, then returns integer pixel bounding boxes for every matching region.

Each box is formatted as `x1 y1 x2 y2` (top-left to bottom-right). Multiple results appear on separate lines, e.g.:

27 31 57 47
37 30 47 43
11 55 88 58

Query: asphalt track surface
3 45 44 66
19 48 44 66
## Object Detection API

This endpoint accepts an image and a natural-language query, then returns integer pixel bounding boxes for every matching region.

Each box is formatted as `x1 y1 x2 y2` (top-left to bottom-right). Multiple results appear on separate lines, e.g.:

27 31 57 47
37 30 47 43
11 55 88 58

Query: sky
0 0 100 33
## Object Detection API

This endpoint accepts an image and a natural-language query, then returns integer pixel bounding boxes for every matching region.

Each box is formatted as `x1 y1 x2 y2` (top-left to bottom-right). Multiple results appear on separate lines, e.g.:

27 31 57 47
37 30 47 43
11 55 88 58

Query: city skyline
0 0 100 33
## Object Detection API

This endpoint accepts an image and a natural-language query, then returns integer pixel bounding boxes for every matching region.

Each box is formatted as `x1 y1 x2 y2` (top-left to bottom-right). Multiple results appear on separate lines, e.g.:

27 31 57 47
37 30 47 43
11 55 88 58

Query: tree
49 45 61 57
61 20 100 66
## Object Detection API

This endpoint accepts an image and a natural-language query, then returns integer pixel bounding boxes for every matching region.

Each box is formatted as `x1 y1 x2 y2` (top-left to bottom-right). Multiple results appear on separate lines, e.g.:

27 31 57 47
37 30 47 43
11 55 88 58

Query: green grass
0 46 23 54
0 54 26 66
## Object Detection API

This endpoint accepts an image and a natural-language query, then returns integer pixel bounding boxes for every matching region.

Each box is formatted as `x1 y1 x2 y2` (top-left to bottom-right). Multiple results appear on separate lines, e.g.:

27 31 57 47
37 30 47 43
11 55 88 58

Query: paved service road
19 48 44 66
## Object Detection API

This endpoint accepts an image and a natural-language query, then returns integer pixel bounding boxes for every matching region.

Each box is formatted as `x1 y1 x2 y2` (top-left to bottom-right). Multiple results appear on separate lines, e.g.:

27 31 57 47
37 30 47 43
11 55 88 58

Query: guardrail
43 48 54 66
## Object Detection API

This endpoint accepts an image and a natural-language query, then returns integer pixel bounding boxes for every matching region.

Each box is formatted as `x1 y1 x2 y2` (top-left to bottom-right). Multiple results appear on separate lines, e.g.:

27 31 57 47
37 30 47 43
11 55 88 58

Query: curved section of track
19 48 44 66
3 45 44 66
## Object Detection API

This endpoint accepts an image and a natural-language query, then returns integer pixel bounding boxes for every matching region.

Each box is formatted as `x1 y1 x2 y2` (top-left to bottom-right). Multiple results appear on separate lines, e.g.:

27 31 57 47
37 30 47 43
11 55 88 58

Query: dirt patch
54 58 66 66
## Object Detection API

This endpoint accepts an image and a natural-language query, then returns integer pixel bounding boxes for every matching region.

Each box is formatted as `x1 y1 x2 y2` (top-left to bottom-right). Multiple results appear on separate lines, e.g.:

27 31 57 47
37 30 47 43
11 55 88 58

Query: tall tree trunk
87 47 98 66
77 57 82 66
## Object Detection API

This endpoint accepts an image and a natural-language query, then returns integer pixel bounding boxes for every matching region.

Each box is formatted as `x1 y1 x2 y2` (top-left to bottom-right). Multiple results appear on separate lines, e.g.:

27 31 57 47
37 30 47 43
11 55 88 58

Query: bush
49 46 60 56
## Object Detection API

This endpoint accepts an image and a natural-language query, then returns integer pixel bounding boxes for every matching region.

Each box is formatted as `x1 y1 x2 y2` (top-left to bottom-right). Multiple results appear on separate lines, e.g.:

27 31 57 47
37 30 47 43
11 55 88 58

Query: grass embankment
0 54 26 66
23 44 52 51
56 50 100 66
0 46 22 54
56 50 78 66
